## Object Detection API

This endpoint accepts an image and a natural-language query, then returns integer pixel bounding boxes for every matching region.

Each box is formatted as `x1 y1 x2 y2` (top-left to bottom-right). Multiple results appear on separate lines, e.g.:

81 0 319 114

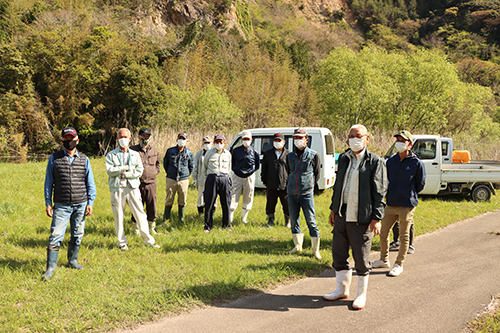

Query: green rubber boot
67 243 84 269
41 249 59 281
178 205 186 224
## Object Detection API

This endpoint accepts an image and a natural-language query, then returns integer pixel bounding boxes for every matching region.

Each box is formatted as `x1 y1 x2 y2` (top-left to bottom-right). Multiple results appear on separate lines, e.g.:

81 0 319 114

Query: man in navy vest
42 127 97 280
286 128 322 260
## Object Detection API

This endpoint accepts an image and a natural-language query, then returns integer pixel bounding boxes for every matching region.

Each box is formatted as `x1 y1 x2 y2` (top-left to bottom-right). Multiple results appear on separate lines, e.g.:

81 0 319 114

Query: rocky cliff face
139 0 345 38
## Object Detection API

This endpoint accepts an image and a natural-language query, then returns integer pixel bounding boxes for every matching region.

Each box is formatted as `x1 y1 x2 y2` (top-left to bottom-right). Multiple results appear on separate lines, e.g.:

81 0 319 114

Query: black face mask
62 140 77 150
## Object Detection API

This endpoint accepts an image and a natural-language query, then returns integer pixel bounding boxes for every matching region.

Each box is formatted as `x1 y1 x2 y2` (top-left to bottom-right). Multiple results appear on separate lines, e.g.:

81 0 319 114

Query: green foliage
312 46 497 135
236 0 253 40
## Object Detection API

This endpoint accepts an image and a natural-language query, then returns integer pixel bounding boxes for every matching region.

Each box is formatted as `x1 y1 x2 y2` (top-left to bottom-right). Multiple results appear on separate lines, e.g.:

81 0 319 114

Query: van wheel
471 185 492 202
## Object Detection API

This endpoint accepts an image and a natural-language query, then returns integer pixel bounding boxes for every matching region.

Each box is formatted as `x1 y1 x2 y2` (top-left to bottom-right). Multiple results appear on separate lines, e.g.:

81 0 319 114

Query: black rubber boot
41 249 59 281
197 206 204 216
264 213 275 227
178 205 186 224
163 205 172 222
67 243 84 269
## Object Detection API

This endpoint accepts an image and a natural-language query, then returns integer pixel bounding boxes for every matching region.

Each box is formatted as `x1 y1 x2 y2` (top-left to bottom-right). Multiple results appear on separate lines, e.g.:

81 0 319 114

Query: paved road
122 211 500 333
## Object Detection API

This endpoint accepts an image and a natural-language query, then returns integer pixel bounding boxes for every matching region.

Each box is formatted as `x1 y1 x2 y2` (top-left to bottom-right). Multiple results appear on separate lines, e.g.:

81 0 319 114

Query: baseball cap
273 133 285 140
139 128 152 136
394 130 413 142
293 128 307 137
202 136 212 143
61 127 78 138
242 130 252 139
178 132 188 139
214 134 225 142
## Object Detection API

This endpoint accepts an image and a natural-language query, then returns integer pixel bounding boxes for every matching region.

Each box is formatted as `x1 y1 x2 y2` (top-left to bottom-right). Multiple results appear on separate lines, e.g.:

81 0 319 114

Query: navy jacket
163 146 194 181
231 145 260 178
385 151 426 207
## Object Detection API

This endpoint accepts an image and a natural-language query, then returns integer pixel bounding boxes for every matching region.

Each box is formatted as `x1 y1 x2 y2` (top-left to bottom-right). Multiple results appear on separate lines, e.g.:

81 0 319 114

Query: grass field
0 159 499 332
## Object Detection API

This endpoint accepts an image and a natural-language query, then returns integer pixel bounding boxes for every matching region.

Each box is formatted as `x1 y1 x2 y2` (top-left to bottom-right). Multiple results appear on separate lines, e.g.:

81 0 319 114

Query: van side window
324 134 334 155
442 141 449 157
261 137 273 153
413 139 437 159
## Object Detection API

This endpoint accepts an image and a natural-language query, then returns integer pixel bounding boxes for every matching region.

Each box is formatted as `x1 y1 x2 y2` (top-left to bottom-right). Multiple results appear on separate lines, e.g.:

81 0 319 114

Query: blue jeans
48 202 87 248
287 193 319 237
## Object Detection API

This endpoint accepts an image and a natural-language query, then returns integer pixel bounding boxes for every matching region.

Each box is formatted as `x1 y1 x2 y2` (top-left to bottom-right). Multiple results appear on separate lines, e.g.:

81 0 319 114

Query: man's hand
329 210 336 226
46 205 53 218
370 219 381 236
86 205 93 217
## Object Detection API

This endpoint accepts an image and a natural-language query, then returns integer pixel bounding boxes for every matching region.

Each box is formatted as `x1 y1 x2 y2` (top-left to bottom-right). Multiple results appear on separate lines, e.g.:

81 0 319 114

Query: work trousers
131 182 157 223
380 206 416 266
111 186 156 247
392 221 415 245
265 188 289 217
165 178 189 206
204 174 231 230
332 205 373 276
230 173 255 212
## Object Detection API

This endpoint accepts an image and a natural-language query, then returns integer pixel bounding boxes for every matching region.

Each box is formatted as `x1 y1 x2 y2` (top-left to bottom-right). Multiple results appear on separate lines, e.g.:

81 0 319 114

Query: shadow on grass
420 194 471 203
0 257 43 271
178 280 351 311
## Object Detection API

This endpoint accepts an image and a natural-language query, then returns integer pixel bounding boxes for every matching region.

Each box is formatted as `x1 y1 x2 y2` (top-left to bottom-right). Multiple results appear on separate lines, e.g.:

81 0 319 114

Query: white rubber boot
149 222 157 235
229 210 234 224
311 237 322 260
352 275 369 310
288 233 303 254
241 208 249 224
323 269 352 301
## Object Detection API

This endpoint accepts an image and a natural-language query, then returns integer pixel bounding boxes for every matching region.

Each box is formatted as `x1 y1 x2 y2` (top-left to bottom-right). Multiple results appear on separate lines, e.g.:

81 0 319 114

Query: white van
228 127 336 190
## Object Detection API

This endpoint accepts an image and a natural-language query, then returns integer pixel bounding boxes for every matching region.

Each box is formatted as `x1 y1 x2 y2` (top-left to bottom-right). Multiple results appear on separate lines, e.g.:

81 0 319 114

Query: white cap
242 130 252 139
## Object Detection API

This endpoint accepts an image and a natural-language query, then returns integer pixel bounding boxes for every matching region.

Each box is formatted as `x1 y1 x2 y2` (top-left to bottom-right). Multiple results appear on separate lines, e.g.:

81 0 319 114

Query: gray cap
214 134 225 141
202 136 212 143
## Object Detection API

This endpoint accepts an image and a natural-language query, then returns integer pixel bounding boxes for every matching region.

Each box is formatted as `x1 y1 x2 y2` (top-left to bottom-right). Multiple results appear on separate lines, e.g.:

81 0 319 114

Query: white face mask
177 139 186 147
214 143 224 151
203 143 212 151
294 139 306 149
395 142 408 153
273 141 284 150
118 137 130 148
349 138 365 152
242 140 251 148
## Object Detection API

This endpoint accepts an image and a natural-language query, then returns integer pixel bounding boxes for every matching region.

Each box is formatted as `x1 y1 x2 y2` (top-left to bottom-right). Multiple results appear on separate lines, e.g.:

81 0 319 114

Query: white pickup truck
385 135 500 202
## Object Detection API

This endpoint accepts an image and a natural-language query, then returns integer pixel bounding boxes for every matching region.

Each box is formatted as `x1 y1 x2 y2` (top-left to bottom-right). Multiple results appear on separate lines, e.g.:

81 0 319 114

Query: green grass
0 159 499 332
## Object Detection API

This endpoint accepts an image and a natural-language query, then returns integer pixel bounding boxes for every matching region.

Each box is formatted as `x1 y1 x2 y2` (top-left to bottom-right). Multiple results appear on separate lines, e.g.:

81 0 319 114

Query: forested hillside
0 0 499 157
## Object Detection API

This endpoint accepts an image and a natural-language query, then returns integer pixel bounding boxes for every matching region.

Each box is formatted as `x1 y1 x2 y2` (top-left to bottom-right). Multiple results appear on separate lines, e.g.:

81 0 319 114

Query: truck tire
471 185 492 202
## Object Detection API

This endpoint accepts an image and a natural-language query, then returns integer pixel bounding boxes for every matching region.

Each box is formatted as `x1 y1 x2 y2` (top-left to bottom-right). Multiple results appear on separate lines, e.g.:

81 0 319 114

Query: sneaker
204 229 210 234
407 245 415 254
227 227 233 232
119 244 129 251
388 264 403 277
150 244 161 249
389 241 400 249
372 259 390 268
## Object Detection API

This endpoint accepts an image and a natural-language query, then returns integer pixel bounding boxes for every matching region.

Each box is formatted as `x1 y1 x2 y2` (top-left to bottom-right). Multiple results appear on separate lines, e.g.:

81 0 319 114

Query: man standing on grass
286 128 322 260
261 133 290 228
203 134 232 233
230 130 260 224
106 128 160 251
130 128 160 235
323 124 387 310
192 136 213 216
42 127 96 280
372 130 426 277
162 132 194 225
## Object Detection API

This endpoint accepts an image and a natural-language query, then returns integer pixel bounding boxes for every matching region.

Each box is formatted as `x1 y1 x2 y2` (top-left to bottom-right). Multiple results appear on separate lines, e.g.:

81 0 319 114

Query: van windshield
232 135 312 154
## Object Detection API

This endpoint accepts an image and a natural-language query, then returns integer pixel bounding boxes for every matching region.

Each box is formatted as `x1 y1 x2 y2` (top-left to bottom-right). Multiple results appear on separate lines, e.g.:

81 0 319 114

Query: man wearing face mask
261 133 290 228
130 128 160 235
106 128 160 250
203 134 232 232
286 128 322 260
163 132 194 225
372 130 426 277
323 124 387 310
192 136 213 216
230 131 260 224
42 127 97 280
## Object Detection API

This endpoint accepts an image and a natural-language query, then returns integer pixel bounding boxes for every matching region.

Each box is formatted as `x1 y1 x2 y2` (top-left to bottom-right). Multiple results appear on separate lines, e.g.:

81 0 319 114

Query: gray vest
52 150 88 204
